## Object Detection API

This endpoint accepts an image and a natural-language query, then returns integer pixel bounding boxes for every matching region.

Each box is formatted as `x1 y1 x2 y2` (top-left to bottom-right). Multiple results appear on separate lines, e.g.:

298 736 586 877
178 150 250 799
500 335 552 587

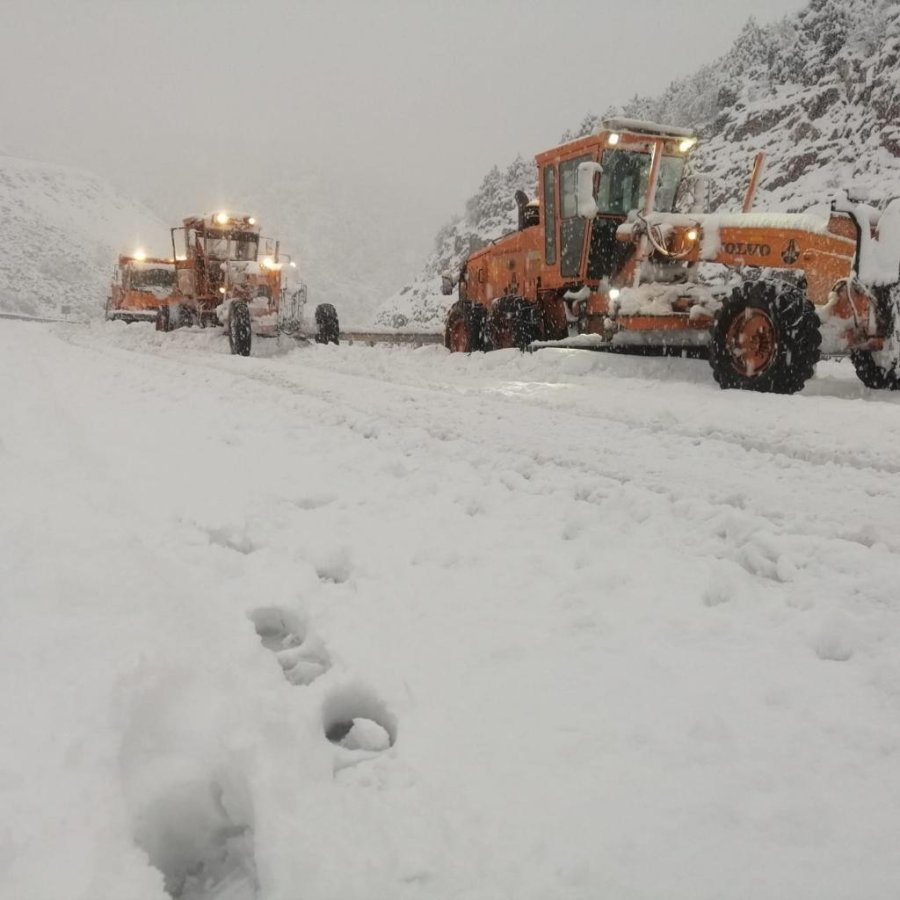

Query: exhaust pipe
742 153 766 213
515 190 529 231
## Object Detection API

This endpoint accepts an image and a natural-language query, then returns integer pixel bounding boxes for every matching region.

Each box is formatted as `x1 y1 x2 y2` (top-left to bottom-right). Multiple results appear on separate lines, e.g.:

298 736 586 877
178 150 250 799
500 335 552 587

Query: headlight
608 288 621 301
686 229 698 241
679 138 697 153
215 211 229 225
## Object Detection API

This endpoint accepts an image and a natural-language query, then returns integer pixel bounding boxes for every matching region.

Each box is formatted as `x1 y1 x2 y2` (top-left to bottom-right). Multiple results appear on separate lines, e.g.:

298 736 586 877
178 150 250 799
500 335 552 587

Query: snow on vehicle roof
126 257 175 267
600 118 696 139
182 212 259 230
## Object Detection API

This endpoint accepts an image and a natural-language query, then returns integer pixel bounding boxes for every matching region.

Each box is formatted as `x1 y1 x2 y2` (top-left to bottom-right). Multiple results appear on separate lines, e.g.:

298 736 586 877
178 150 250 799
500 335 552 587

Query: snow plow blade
106 310 158 324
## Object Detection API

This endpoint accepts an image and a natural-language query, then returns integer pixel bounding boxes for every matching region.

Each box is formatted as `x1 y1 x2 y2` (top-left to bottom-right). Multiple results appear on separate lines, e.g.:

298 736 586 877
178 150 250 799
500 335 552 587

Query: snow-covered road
3 320 900 900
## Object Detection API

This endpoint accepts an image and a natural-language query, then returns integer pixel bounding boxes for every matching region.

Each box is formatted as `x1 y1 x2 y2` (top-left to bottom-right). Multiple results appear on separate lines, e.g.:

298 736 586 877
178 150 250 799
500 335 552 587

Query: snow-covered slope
379 0 900 330
0 156 168 319
4 320 900 898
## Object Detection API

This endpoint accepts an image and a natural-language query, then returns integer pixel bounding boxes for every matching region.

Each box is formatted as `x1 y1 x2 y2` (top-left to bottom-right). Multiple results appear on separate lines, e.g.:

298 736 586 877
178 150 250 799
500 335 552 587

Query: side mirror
441 273 455 296
576 161 604 219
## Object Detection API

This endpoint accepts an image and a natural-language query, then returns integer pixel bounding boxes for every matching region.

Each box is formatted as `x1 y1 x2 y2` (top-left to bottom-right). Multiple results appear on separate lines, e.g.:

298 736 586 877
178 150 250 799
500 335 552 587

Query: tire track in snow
50 327 900 647
60 326 900 593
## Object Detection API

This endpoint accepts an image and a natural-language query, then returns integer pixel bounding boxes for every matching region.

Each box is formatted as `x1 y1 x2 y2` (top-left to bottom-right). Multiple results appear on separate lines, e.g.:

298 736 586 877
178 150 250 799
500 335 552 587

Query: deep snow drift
3 319 900 899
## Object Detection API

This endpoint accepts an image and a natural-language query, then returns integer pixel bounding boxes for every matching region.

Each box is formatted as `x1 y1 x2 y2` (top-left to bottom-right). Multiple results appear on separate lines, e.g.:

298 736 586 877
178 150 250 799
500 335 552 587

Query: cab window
543 165 557 266
595 150 685 215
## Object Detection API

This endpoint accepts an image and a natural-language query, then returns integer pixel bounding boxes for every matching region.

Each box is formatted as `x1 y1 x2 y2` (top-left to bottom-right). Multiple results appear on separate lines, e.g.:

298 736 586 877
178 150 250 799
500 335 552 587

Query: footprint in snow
249 610 397 766
248 606 331 686
120 677 258 900
133 777 257 900
322 683 397 765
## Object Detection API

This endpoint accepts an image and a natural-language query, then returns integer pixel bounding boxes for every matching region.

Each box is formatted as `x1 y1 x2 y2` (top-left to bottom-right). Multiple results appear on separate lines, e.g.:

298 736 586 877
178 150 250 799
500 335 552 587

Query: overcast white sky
0 0 810 236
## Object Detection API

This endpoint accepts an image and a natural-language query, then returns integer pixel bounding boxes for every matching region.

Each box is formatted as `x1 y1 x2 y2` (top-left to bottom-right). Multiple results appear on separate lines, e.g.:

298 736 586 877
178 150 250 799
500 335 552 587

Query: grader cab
445 119 900 393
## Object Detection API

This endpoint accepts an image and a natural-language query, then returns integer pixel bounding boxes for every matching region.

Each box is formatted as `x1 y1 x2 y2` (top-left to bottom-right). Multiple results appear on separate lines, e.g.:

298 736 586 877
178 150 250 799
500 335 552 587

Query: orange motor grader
106 253 177 323
443 118 900 393
156 212 339 356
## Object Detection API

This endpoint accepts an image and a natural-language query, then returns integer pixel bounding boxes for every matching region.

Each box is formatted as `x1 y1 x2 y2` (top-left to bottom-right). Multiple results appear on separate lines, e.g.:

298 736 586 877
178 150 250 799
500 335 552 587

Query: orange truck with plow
152 211 339 356
106 253 177 323
443 118 900 393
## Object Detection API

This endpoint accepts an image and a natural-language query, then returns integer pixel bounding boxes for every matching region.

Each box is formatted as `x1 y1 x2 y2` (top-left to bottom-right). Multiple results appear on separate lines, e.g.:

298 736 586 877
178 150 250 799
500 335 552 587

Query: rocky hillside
377 0 900 330
375 156 537 330
0 156 168 319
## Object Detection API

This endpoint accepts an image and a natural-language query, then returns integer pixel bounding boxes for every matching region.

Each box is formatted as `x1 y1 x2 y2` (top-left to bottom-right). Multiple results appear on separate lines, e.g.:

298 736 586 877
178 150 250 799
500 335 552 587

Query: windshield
130 267 175 290
204 230 259 261
595 150 685 215
655 156 686 211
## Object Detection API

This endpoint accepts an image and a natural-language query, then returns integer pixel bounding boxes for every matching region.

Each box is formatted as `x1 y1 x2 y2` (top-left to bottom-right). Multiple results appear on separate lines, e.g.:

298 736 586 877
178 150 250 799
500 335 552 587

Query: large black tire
444 300 487 353
155 304 172 332
488 297 539 351
175 304 196 328
314 303 340 345
228 301 252 357
850 285 900 389
709 280 821 394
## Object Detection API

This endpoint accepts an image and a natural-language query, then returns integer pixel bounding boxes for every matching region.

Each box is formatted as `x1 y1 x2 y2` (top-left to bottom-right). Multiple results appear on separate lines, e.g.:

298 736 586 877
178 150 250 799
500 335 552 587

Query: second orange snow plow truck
443 118 900 394
155 211 339 356
106 253 176 323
